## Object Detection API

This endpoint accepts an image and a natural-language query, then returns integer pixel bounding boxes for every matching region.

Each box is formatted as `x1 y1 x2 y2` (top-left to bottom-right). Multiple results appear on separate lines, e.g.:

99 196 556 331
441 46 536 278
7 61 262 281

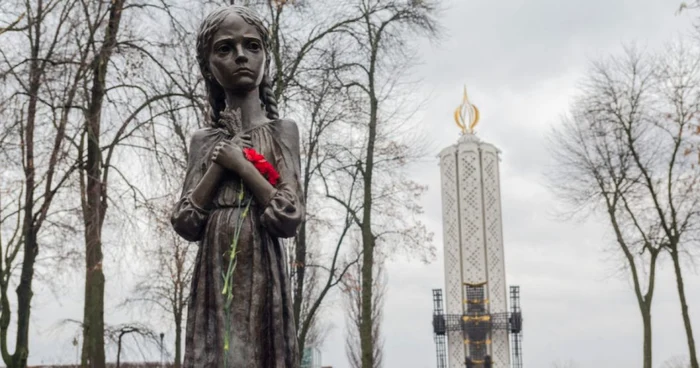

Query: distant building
301 346 322 368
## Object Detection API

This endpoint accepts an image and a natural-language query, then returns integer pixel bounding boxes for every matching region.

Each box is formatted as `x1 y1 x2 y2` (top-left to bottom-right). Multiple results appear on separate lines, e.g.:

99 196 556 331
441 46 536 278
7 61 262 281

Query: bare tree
548 45 700 368
654 42 700 368
105 323 161 368
0 1 91 366
327 2 439 366
292 65 362 355
118 5 206 366
549 49 660 368
125 202 195 368
72 1 202 365
77 1 128 365
343 247 385 368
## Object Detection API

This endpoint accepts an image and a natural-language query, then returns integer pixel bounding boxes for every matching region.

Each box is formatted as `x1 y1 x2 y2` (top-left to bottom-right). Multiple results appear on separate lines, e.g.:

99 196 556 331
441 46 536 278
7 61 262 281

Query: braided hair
196 5 279 124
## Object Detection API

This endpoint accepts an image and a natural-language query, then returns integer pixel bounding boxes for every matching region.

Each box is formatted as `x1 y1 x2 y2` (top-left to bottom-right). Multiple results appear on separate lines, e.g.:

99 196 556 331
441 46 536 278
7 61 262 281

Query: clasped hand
211 134 253 173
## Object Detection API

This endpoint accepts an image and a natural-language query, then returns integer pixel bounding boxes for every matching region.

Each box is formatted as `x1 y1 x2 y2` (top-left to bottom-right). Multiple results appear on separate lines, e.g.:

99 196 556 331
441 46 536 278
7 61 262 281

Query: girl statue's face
208 12 266 93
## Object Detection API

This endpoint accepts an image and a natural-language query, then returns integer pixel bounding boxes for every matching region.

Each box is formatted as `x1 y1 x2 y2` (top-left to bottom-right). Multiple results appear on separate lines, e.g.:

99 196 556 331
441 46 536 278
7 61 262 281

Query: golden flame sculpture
454 86 480 135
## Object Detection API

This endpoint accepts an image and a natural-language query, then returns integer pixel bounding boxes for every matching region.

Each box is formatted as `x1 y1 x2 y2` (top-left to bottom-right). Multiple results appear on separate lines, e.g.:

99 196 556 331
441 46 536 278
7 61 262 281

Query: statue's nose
235 45 248 64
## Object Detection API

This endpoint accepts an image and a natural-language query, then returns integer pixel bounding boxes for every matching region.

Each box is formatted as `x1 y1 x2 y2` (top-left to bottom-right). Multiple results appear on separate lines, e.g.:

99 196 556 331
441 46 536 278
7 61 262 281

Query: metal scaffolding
509 286 523 368
433 289 448 368
432 285 523 368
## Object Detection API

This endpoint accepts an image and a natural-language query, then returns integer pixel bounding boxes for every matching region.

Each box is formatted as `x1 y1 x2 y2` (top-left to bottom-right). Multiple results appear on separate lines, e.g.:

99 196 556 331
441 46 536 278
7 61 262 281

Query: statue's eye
247 42 261 51
217 44 232 54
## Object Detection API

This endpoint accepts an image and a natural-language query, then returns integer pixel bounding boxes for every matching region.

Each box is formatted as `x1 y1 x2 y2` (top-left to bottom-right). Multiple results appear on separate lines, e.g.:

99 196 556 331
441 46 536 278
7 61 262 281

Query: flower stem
221 186 252 367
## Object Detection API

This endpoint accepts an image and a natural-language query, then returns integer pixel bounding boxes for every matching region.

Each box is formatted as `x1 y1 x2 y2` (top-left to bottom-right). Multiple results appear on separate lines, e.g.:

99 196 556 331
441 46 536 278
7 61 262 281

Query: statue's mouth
232 68 253 75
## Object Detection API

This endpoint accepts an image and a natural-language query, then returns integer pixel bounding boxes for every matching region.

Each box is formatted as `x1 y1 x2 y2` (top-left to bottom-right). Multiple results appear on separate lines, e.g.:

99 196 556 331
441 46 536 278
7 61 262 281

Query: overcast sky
21 1 700 367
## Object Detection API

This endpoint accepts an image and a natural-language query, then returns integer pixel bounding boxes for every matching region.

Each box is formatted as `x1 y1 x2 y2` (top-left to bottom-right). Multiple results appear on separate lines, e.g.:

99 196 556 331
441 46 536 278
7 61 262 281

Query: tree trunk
608 207 657 368
642 306 652 368
293 222 307 341
294 118 317 355
81 114 107 366
80 60 108 368
81 201 106 368
670 247 699 368
80 1 125 367
359 228 375 368
175 313 182 368
15 85 38 367
116 333 123 368
360 91 379 368
9 2 44 363
13 230 37 368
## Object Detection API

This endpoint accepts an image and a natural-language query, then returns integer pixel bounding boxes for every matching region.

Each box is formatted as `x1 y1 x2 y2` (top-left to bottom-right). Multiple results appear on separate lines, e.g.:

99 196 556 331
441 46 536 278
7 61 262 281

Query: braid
197 7 229 124
259 75 279 120
205 79 227 123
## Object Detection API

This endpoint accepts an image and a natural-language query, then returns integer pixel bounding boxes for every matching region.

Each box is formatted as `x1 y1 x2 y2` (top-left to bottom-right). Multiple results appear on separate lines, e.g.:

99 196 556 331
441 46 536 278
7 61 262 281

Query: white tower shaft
439 134 509 368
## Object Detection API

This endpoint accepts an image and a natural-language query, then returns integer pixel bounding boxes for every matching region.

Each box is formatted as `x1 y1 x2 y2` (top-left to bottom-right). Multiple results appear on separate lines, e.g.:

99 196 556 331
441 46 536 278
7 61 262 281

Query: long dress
171 118 302 368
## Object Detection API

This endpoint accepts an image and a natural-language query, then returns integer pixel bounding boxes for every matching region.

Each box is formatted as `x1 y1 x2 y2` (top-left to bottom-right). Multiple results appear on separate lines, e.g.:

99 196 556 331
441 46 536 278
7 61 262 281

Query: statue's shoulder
273 118 300 149
190 127 217 146
187 127 218 159
274 118 299 137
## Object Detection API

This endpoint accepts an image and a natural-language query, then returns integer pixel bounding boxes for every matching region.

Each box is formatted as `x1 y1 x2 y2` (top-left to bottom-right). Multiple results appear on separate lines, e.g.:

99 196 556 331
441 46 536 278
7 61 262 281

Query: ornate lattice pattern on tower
458 144 486 286
440 147 462 316
480 147 510 367
439 147 465 368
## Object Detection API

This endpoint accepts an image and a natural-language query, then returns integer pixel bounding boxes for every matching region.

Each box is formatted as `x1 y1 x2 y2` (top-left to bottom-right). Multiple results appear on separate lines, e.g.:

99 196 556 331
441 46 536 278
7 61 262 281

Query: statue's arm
171 130 223 242
259 119 304 238
235 159 277 209
189 164 225 210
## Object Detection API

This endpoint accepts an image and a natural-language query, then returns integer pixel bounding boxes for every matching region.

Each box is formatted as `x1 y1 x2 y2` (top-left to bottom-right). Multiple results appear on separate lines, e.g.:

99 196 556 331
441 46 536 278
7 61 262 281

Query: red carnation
243 148 280 186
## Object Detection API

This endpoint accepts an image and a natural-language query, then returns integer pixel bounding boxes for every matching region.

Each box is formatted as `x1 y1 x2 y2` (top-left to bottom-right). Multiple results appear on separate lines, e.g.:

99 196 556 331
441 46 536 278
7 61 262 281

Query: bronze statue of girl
171 5 302 367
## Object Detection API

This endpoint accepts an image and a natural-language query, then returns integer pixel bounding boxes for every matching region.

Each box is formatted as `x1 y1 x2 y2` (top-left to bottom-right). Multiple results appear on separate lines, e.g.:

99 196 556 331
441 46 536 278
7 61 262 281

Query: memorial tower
431 87 523 368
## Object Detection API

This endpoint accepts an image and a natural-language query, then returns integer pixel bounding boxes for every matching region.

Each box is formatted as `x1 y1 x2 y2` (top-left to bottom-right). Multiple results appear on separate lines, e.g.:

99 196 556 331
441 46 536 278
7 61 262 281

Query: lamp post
160 332 164 368
72 336 79 367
